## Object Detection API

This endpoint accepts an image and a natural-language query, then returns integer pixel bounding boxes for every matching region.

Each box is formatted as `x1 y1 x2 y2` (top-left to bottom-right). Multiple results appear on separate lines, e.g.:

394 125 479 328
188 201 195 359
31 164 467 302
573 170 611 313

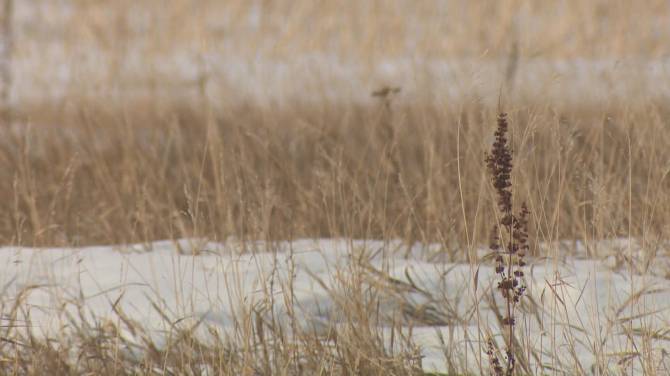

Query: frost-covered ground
1 238 668 374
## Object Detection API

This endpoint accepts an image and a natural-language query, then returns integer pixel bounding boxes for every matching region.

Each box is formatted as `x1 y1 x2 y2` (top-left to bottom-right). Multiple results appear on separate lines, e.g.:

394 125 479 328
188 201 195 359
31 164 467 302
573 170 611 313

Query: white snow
10 50 670 109
0 238 668 374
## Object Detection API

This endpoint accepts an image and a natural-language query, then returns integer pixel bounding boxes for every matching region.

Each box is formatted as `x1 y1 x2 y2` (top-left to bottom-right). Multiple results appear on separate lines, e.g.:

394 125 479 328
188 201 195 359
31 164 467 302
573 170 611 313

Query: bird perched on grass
371 86 401 99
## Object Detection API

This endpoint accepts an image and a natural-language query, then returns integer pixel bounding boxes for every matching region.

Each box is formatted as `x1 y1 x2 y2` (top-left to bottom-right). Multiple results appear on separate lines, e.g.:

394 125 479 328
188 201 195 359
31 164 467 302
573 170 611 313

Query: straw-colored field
0 1 668 374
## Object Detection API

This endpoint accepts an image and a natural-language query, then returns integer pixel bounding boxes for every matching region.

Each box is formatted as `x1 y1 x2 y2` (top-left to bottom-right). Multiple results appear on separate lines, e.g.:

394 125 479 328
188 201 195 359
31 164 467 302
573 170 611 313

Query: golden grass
0 1 669 374
26 0 670 60
9 0 670 109
2 98 668 250
3 0 667 246
0 97 668 374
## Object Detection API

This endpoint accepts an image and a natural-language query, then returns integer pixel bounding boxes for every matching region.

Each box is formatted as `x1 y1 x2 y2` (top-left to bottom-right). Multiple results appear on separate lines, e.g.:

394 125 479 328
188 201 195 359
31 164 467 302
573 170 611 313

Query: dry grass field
0 1 668 375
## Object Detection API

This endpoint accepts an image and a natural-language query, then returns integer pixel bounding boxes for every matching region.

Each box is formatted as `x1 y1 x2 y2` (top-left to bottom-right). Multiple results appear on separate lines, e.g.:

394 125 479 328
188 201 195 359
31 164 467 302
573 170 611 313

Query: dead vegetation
2 99 669 252
0 1 668 375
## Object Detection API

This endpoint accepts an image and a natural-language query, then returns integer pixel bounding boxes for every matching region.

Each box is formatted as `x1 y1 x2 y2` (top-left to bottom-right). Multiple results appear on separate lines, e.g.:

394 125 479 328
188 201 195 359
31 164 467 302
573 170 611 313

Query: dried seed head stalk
486 338 504 376
486 113 514 222
484 113 530 376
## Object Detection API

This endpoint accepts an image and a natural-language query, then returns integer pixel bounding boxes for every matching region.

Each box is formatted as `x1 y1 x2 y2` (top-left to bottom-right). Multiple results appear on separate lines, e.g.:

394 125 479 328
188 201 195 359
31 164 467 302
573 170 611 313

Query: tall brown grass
0 1 668 375
3 98 669 251
1 98 667 374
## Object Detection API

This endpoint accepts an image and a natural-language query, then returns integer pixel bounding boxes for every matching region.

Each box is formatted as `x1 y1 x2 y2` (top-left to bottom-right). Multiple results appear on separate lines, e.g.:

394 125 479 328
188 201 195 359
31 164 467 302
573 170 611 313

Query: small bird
371 86 401 99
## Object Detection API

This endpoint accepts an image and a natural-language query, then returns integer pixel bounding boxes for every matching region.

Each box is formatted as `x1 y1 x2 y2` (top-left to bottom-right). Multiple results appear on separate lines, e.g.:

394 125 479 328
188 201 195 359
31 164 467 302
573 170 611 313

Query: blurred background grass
10 0 670 107
1 0 668 248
